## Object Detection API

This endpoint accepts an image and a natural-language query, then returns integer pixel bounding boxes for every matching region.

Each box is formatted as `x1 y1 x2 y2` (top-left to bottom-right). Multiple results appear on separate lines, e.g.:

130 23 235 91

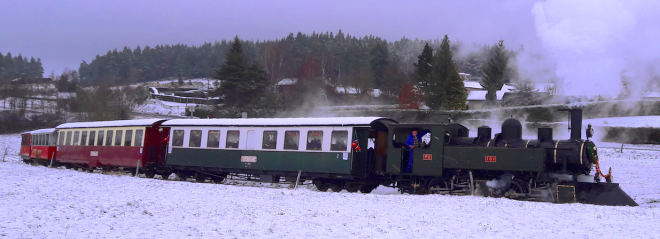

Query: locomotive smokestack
570 109 583 141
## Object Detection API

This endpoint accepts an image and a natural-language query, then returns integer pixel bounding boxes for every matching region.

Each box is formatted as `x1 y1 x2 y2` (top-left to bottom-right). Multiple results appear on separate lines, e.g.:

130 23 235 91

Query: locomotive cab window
262 131 277 149
284 131 300 150
307 131 323 151
134 130 143 147
189 130 202 147
81 131 88 146
97 131 105 146
125 130 133 146
89 131 96 146
392 128 431 148
207 130 220 148
226 130 240 148
115 130 123 146
172 130 184 147
330 131 348 151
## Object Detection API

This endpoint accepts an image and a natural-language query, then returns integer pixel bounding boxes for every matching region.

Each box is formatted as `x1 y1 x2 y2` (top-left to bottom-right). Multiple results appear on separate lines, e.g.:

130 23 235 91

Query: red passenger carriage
20 128 58 165
54 119 170 176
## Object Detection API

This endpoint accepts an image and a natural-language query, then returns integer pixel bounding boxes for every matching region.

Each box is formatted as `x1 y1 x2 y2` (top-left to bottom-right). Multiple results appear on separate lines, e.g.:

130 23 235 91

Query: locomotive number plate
485 156 496 162
423 154 432 160
241 156 257 163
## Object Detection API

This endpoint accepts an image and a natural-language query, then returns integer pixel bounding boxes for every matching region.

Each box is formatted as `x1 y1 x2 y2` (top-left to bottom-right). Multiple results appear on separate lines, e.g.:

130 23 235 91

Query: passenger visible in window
284 131 299 150
307 131 323 151
226 130 240 148
189 130 202 147
207 130 220 148
124 130 133 146
330 131 348 151
89 131 96 146
172 130 184 147
262 131 277 149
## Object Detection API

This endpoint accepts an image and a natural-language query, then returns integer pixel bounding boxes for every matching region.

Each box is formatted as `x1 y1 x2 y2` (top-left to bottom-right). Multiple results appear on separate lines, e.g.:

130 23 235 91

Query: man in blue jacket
405 129 430 172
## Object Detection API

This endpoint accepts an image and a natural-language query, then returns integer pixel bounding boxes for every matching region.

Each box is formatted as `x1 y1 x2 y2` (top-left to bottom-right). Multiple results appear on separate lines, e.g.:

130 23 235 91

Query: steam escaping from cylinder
486 174 513 189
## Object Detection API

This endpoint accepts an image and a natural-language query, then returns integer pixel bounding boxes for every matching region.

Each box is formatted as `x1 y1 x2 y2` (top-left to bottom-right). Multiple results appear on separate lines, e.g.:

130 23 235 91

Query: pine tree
443 68 467 110
413 43 433 85
481 40 509 106
369 41 389 88
214 36 270 112
424 35 454 109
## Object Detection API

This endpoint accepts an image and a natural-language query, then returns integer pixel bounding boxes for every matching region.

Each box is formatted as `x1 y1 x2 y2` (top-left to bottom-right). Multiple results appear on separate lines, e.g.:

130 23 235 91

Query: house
466 90 507 110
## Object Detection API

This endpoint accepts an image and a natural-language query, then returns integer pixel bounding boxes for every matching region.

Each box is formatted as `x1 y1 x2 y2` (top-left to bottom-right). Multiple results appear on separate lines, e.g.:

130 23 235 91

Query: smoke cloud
531 0 660 97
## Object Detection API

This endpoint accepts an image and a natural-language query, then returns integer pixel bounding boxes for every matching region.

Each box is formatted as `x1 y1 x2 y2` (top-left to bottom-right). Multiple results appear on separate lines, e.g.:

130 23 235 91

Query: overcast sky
1 0 541 75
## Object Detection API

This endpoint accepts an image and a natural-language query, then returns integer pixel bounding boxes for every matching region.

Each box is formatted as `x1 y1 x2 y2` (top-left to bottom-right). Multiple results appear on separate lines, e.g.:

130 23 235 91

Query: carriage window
307 131 323 151
284 131 299 150
392 128 431 148
97 131 105 146
330 131 348 151
125 130 133 146
262 131 277 149
172 130 184 147
106 130 114 146
66 131 72 146
46 135 50 146
226 130 240 148
88 131 96 146
42 135 45 145
134 130 143 147
59 132 65 145
207 130 220 148
81 131 88 146
115 130 123 146
189 130 202 147
73 131 80 145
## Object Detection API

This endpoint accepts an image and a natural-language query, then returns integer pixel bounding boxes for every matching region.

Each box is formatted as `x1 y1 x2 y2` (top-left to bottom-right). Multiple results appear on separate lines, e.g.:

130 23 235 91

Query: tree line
0 52 45 83
78 31 520 101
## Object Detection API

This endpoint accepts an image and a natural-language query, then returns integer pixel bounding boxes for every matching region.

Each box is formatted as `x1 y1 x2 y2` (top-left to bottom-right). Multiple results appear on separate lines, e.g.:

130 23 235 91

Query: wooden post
135 160 141 177
294 170 302 189
621 143 624 153
2 148 7 162
49 152 55 167
469 171 474 196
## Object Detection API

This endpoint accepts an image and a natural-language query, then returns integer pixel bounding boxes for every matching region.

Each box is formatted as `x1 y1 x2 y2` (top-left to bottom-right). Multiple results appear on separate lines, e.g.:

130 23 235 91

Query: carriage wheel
427 178 450 194
175 173 188 181
313 180 329 192
330 181 344 192
160 172 171 180
194 173 206 183
359 184 378 193
346 184 360 193
211 174 228 184
144 171 156 178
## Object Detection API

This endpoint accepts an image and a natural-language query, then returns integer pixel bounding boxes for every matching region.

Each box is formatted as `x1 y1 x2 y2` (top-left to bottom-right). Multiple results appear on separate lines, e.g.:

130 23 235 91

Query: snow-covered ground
584 116 660 128
1 133 659 238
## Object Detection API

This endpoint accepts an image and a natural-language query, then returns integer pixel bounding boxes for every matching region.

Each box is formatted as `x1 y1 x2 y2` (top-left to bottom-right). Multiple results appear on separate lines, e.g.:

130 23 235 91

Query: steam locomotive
19 108 637 206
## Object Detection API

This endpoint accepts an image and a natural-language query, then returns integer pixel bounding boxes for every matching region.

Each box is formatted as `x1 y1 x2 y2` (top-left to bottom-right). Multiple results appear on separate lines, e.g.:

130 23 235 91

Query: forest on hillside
0 52 45 82
78 31 520 96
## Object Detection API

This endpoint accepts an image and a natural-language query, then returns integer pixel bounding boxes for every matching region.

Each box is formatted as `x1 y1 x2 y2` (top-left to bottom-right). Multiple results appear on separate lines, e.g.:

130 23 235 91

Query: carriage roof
56 119 166 129
161 117 396 127
23 128 56 135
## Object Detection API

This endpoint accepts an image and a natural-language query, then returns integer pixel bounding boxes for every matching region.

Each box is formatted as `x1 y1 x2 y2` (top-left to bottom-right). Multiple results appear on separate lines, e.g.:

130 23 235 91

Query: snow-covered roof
24 128 56 135
501 84 516 92
162 117 395 127
276 78 298 86
149 87 159 94
463 81 483 89
336 87 359 94
643 92 660 98
466 90 505 101
57 119 166 129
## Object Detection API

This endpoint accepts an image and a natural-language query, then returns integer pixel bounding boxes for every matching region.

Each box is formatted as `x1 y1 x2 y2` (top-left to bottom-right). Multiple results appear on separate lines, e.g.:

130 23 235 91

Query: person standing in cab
406 129 430 173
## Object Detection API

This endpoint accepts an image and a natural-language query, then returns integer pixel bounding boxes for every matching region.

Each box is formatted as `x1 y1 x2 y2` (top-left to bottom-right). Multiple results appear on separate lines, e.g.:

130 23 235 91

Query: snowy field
1 134 659 238
584 116 660 128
